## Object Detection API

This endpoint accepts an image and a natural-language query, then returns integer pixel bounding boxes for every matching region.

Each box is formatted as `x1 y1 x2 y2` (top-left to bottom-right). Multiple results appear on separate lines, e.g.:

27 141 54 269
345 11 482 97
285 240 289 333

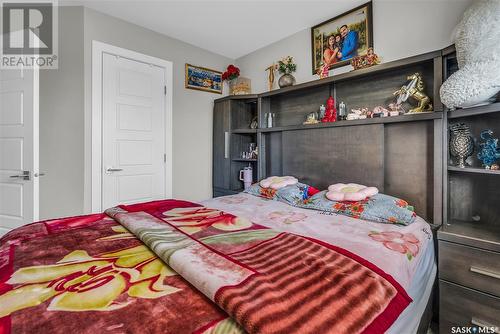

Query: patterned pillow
244 182 319 205
301 191 417 225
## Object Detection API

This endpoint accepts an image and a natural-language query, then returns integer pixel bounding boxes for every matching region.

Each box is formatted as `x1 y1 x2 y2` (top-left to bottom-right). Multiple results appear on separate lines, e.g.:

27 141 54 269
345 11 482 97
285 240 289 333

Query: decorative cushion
244 181 319 206
440 0 500 108
326 183 378 201
302 191 417 225
259 176 298 189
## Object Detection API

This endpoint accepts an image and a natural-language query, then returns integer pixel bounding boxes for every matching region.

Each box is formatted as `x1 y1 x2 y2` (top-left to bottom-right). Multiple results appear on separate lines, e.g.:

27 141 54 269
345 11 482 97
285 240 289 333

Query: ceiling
61 0 367 59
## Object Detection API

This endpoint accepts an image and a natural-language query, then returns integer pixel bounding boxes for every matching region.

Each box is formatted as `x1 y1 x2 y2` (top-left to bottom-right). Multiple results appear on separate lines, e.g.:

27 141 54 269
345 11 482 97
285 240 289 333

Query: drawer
439 240 500 297
440 280 500 333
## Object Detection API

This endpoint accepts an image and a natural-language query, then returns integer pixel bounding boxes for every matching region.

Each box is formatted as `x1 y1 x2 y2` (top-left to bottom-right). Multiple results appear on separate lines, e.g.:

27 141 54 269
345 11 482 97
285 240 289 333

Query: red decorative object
222 64 240 81
322 96 337 122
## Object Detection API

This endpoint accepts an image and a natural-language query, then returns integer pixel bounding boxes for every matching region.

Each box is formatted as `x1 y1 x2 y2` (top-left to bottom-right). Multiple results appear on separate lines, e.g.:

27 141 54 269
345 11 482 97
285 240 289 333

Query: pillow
326 183 378 201
244 180 319 205
302 190 417 225
260 176 298 189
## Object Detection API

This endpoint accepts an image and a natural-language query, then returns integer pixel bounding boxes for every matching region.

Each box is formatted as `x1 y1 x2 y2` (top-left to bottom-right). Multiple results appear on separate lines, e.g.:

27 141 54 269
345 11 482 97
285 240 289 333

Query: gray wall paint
236 0 472 93
40 6 231 219
39 7 85 219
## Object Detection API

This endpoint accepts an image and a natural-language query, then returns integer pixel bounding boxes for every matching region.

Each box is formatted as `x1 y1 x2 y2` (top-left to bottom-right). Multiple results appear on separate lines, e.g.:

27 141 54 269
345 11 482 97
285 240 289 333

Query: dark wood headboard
259 115 443 225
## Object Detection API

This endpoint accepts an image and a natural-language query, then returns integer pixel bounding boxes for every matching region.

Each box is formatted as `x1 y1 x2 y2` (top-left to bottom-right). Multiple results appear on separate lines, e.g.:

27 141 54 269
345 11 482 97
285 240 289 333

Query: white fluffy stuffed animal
440 0 500 108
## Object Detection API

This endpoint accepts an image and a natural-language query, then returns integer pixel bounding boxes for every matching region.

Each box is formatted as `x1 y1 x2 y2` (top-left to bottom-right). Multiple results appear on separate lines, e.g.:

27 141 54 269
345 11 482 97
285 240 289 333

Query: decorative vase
278 73 296 88
449 123 474 168
228 77 251 95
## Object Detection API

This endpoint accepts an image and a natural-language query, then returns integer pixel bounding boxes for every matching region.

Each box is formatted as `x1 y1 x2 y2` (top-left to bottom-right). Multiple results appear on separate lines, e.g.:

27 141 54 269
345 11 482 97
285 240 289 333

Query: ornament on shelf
321 96 337 122
393 73 433 113
265 64 276 91
350 47 380 70
477 129 500 169
449 123 474 168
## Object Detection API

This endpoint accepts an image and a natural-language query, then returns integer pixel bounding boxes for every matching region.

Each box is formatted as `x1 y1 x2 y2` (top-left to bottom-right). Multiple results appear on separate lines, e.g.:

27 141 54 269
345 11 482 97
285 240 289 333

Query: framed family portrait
311 2 373 74
185 64 223 94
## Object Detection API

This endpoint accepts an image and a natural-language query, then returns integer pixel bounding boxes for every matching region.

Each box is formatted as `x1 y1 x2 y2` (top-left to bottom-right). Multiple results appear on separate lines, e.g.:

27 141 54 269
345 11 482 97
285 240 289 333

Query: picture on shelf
311 1 373 74
185 64 222 94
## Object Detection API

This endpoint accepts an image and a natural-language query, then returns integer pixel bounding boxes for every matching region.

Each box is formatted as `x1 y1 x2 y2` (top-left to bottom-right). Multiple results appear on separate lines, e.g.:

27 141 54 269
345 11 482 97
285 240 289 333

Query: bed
0 190 436 334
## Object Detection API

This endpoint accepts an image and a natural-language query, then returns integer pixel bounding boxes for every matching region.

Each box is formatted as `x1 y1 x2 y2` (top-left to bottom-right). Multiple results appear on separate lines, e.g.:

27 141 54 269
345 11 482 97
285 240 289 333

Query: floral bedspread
0 197 427 333
203 193 434 291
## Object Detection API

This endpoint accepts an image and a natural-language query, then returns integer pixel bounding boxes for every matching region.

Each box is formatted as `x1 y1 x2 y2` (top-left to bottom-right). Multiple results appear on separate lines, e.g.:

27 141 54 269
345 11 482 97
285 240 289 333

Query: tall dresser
438 46 500 332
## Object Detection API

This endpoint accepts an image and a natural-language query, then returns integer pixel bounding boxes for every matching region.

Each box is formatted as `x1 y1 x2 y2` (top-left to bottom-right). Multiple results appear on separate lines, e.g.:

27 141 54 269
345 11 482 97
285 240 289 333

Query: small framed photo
311 2 373 74
185 64 223 94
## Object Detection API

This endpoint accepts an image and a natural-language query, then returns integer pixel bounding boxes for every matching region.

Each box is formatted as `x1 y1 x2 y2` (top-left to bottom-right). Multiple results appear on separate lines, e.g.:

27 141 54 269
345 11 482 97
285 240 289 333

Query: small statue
477 129 500 169
350 47 380 70
303 111 319 125
393 73 433 113
265 64 276 91
388 103 404 116
372 106 389 118
321 96 337 122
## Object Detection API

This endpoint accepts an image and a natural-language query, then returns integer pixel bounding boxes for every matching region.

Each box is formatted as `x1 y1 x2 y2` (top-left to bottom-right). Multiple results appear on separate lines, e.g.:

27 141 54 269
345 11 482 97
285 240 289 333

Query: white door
101 53 166 209
0 68 39 236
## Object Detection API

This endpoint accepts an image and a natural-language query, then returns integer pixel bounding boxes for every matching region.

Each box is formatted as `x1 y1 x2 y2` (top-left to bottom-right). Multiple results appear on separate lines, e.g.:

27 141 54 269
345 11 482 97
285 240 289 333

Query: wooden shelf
214 94 258 103
448 102 500 119
232 158 257 162
259 50 441 98
439 220 500 253
448 166 500 175
232 128 257 134
259 112 443 133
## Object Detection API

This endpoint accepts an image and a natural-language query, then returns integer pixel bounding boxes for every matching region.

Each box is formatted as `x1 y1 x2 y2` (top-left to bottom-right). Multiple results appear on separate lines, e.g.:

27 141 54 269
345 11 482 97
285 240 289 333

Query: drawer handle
470 266 500 280
224 132 229 159
471 317 499 333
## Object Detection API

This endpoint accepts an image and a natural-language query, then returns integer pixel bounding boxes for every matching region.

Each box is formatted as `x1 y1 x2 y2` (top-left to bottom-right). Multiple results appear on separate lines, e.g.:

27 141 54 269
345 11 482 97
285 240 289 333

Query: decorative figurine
372 106 389 118
338 101 347 120
321 96 337 122
477 129 500 169
303 111 320 125
449 123 474 168
350 47 380 70
319 104 326 119
250 116 258 129
393 73 433 113
317 62 330 79
265 64 276 91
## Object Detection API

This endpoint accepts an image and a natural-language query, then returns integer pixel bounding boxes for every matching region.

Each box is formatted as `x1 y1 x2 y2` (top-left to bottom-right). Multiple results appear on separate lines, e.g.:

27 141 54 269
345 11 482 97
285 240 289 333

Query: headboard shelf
257 50 441 99
258 112 442 133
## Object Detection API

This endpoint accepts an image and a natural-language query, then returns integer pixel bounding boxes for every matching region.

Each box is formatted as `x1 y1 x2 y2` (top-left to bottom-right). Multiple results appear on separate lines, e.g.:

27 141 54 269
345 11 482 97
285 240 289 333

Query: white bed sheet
202 193 437 333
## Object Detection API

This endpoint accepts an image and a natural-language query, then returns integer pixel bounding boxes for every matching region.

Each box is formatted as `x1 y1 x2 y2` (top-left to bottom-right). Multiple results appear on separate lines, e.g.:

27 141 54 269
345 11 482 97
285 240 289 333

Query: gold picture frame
185 63 223 94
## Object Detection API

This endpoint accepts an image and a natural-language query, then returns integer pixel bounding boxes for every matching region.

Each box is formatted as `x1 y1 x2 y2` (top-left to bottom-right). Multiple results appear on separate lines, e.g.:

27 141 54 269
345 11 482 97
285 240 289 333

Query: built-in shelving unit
214 47 446 226
438 45 500 333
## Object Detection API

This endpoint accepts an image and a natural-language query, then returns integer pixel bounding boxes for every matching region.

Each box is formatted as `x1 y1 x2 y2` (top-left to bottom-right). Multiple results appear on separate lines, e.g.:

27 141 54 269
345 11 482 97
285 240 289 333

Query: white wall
236 0 473 94
40 7 85 219
40 6 232 219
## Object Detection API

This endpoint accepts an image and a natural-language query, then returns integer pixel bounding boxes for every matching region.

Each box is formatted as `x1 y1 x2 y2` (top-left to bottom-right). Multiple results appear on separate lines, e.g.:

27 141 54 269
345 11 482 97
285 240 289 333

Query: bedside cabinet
438 230 500 333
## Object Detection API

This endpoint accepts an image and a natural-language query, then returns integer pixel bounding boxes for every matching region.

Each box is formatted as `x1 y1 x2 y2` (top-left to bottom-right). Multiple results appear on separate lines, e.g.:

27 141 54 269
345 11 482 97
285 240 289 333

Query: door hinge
164 86 167 95
164 154 166 163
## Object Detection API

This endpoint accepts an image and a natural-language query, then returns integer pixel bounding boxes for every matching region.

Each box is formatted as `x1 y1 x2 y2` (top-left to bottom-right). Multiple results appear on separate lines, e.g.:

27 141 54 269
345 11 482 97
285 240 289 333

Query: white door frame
91 40 173 213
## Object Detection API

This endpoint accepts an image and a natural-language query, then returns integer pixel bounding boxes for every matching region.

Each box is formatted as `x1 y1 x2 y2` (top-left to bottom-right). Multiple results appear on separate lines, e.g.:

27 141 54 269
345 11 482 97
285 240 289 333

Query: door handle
34 172 45 177
10 171 30 180
106 167 123 172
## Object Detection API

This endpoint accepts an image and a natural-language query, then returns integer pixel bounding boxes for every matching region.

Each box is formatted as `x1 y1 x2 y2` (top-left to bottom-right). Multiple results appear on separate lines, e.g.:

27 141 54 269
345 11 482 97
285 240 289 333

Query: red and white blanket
0 199 418 334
